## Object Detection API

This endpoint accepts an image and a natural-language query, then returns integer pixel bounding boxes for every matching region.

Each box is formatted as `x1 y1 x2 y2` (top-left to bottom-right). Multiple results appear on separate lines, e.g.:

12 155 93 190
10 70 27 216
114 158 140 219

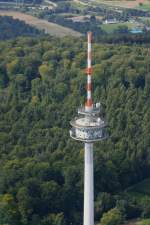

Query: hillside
0 0 42 3
0 15 41 40
0 11 82 37
0 36 150 224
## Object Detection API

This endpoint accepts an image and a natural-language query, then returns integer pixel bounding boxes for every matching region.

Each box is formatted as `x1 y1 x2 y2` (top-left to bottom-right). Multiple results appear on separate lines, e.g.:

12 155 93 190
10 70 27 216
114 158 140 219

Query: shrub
139 219 150 225
100 208 123 225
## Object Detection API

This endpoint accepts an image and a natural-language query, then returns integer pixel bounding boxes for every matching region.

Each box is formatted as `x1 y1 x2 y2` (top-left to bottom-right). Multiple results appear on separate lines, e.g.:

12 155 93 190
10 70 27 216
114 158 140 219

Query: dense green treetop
0 36 150 224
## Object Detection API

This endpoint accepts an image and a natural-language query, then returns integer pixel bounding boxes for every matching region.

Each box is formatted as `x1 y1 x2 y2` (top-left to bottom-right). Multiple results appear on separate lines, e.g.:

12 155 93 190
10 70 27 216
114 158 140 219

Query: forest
0 16 40 40
0 32 150 225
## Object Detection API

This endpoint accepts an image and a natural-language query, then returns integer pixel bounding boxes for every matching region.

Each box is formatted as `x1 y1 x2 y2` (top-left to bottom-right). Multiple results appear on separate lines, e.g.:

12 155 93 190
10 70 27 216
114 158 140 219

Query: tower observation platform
70 104 107 142
69 32 107 225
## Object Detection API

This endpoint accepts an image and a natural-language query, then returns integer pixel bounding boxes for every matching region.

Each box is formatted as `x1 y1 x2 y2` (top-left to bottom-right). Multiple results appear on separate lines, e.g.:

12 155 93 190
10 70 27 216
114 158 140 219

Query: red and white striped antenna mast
85 32 93 111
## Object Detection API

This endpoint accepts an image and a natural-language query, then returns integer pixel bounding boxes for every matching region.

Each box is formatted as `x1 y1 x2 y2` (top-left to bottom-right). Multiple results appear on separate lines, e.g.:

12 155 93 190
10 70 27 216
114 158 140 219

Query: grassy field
137 3 150 11
0 11 82 37
71 0 88 10
101 23 122 33
83 0 150 10
139 16 150 21
101 22 136 33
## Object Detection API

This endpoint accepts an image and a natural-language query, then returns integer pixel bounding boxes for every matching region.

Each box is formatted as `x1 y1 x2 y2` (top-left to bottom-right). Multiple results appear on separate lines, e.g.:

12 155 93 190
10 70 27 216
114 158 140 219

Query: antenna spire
85 32 93 111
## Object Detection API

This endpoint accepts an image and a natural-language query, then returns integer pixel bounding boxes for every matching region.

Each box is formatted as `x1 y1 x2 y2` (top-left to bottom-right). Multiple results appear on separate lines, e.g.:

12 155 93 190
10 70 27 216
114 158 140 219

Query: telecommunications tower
70 32 107 225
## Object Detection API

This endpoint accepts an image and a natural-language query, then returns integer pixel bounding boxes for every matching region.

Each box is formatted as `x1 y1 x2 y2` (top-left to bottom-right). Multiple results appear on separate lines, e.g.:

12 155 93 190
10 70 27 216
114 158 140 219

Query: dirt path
0 10 82 37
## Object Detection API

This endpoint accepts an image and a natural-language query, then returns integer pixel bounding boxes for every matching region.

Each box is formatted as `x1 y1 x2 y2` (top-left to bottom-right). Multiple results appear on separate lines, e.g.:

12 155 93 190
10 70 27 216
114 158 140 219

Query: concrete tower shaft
84 142 94 225
70 32 107 225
